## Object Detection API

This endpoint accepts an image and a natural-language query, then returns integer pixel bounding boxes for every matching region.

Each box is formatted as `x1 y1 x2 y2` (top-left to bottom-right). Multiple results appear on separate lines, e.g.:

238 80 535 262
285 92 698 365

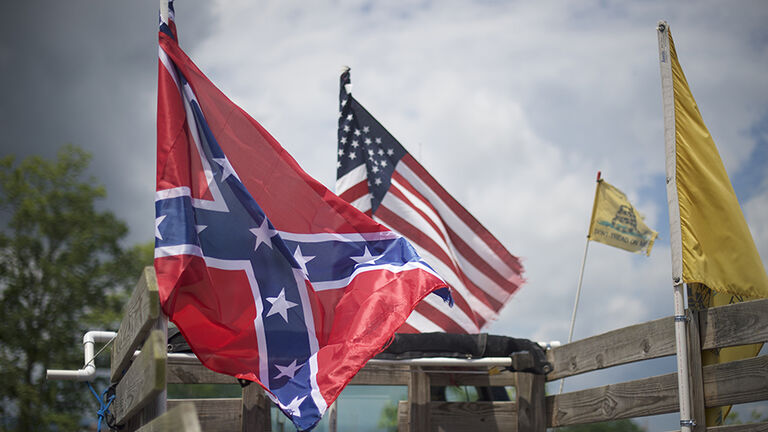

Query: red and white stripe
336 153 524 333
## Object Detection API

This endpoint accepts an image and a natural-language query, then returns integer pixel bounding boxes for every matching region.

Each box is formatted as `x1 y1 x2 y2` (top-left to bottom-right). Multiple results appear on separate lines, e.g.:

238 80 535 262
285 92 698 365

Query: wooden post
112 267 160 382
408 367 430 432
686 309 706 432
135 311 168 428
113 330 167 427
135 402 201 432
241 382 271 432
517 372 546 432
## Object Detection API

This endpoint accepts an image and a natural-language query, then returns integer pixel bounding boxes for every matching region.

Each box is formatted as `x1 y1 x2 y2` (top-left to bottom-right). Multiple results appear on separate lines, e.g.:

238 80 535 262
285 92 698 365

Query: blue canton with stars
337 70 408 214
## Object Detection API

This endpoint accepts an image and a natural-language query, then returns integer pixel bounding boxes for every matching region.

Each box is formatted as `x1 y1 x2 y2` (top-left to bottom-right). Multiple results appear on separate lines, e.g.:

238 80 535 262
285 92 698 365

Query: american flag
156 4 449 429
336 69 525 333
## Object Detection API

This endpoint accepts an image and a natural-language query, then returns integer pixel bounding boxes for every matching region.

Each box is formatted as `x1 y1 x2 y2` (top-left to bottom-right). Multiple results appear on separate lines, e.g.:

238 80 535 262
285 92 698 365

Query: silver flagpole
657 20 694 432
558 171 601 394
159 0 170 24
558 238 590 394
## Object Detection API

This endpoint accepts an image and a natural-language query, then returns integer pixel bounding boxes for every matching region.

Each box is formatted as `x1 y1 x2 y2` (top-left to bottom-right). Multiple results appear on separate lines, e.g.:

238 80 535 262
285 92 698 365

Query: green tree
725 408 768 425
0 145 151 431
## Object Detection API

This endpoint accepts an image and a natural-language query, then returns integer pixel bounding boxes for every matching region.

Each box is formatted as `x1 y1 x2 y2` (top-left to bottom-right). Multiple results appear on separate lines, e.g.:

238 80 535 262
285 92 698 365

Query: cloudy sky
3 0 767 428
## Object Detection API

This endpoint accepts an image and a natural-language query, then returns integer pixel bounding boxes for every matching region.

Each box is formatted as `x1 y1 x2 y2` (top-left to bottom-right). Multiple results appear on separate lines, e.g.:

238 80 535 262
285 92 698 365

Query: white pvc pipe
164 352 515 367
368 357 513 367
46 331 117 381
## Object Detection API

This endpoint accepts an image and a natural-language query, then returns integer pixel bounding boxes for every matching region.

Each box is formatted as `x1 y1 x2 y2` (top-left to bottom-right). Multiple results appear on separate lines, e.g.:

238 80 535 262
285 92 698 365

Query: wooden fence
108 267 768 431
546 296 768 431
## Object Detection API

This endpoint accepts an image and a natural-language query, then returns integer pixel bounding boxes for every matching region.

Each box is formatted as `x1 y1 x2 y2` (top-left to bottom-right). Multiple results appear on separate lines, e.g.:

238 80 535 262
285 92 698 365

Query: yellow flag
588 179 657 256
659 22 767 426
661 25 768 298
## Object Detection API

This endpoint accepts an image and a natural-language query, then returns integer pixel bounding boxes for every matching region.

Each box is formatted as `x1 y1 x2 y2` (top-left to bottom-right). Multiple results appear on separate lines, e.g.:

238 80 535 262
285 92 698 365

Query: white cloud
178 2 768 349
3 0 764 429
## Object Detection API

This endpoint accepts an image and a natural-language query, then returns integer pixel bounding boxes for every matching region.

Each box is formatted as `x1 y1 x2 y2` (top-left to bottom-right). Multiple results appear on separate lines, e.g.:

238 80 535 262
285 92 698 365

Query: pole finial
596 171 602 182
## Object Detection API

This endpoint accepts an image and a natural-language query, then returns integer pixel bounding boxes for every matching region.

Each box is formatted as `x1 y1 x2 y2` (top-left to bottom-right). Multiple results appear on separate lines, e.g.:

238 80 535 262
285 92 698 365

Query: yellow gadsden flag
588 179 657 256
659 22 768 426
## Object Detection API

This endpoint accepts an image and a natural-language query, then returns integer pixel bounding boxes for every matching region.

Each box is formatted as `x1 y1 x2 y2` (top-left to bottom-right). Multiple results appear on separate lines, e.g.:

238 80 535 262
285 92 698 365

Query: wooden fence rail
106 267 768 431
546 297 768 431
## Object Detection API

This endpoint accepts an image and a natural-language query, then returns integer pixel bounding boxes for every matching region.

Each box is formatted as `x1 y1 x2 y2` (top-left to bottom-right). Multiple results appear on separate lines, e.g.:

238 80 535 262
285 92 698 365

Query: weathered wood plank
241 383 271 432
168 398 241 432
167 361 239 385
124 315 169 431
351 364 410 385
429 401 517 431
516 372 546 432
114 330 167 425
704 354 768 408
546 316 676 381
428 370 517 387
688 310 706 432
409 368 430 432
706 421 768 431
546 372 680 427
545 298 768 382
112 267 160 382
398 400 409 432
546 355 768 427
699 298 768 350
135 402 201 432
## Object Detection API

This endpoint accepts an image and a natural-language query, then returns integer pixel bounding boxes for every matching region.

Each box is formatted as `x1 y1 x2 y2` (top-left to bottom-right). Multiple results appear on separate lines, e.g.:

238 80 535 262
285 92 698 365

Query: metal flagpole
657 20 694 432
558 237 590 394
558 171 601 394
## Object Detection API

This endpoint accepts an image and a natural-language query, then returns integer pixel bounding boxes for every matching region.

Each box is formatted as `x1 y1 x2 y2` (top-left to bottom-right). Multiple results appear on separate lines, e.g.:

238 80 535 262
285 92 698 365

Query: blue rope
86 382 116 432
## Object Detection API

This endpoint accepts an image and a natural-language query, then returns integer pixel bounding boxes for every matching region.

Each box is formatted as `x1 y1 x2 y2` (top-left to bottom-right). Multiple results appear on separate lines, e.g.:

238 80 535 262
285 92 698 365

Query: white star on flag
293 245 316 276
265 288 298 322
213 157 239 181
350 246 384 264
282 395 307 417
249 218 277 251
274 359 304 380
155 215 167 240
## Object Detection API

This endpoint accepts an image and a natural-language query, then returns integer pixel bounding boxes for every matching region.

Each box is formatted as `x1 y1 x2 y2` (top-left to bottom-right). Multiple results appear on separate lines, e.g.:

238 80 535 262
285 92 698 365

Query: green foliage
0 145 152 431
725 407 768 425
559 419 644 432
377 401 398 432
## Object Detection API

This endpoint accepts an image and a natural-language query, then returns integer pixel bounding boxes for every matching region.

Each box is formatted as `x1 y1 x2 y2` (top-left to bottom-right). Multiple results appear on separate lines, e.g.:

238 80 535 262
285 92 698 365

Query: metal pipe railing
46 331 117 381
